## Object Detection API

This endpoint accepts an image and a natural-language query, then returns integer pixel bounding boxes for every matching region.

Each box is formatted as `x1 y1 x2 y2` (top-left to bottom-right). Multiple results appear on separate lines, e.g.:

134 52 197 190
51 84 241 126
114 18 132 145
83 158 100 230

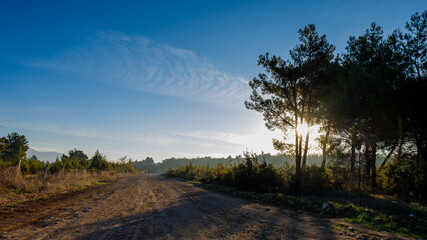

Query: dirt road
0 174 406 239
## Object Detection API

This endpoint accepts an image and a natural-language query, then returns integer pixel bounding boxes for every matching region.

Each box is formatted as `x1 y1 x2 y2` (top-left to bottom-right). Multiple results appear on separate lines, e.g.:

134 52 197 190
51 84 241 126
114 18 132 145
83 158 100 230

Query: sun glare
296 123 310 137
288 123 322 153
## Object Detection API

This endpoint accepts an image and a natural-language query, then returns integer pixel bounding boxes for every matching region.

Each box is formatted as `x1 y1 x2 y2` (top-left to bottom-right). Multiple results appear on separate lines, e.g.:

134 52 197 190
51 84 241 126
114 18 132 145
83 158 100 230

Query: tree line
132 153 387 173
0 132 134 174
244 11 427 201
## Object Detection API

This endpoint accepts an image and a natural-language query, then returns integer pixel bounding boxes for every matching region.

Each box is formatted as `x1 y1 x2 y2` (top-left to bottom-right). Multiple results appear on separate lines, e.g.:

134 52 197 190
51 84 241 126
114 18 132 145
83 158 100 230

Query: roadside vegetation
0 132 136 205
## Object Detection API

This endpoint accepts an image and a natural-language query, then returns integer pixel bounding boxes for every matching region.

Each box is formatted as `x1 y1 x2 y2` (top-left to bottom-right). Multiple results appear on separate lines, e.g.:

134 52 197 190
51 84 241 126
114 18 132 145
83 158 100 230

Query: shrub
294 165 332 195
255 160 281 192
165 153 283 193
327 159 349 189
221 168 234 185
20 158 46 174
49 159 63 174
276 161 295 189
378 155 427 202
231 154 259 190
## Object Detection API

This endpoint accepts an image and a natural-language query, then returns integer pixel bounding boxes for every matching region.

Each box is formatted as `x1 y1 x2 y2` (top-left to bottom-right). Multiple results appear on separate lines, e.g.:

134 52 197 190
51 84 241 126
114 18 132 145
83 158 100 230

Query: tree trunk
358 151 362 191
364 140 370 188
297 97 305 170
302 132 309 168
350 144 356 189
302 94 311 169
321 123 331 169
295 119 301 175
397 135 403 161
321 148 326 169
299 134 303 168
380 141 398 169
370 141 377 187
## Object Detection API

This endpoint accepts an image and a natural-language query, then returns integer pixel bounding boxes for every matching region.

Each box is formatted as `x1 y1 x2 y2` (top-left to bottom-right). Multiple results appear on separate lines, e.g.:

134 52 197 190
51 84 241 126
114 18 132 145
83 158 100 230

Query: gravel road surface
0 174 406 239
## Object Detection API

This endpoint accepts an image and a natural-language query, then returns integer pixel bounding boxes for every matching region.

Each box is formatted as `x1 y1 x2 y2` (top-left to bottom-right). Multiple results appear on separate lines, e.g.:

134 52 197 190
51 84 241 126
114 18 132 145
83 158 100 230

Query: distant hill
27 148 63 162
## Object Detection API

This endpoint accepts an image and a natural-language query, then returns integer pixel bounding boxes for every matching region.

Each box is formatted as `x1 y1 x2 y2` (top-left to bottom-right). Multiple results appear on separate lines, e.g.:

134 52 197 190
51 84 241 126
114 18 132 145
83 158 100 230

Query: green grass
182 179 427 239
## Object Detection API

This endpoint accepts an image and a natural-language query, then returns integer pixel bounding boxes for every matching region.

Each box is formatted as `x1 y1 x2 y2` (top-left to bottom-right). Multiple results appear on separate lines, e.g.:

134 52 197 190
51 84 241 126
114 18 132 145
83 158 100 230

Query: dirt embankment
0 174 408 239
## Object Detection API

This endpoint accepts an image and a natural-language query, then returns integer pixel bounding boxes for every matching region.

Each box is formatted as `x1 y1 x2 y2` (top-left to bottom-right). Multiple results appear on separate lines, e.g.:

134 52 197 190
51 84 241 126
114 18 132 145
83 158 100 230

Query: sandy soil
0 174 409 239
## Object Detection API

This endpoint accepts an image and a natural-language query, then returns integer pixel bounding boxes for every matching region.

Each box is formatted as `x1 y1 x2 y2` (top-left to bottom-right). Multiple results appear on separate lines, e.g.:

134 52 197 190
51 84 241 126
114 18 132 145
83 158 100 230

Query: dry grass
0 168 134 205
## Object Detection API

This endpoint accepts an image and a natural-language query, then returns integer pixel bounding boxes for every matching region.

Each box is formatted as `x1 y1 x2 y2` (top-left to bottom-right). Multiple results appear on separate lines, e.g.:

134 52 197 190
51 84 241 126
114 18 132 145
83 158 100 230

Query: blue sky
0 0 425 161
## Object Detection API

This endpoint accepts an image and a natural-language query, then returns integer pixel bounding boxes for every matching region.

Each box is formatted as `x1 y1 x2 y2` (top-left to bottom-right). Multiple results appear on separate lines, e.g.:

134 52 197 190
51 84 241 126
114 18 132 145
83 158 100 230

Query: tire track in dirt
0 174 408 239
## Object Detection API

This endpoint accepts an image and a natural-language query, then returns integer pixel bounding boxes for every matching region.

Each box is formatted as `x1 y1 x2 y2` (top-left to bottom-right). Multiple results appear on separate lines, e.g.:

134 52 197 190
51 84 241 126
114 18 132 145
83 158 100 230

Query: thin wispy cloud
172 128 283 152
1 121 176 145
25 31 250 107
30 146 58 153
172 130 238 142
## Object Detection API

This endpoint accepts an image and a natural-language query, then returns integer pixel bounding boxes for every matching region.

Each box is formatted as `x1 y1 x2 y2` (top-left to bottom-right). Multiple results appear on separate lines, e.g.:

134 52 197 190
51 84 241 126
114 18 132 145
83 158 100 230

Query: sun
284 123 322 153
296 122 310 137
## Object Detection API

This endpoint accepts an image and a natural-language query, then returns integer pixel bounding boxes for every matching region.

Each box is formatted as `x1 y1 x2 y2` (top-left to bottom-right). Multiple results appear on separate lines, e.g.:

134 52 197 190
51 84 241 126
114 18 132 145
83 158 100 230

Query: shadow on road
69 176 338 239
